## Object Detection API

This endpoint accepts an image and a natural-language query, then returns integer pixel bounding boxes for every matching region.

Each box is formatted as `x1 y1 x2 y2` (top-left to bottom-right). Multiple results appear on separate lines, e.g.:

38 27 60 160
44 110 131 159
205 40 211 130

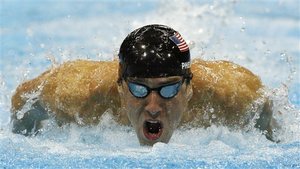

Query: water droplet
16 111 25 119
97 52 102 58
212 114 216 119
1 81 5 87
142 52 147 58
264 49 271 55
198 28 204 34
21 129 27 135
280 52 286 59
188 41 195 50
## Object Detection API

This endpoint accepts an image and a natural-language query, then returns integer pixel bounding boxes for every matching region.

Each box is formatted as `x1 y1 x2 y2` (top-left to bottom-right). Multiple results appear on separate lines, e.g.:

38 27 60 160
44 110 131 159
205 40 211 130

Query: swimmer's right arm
10 75 50 136
10 60 121 136
11 101 49 136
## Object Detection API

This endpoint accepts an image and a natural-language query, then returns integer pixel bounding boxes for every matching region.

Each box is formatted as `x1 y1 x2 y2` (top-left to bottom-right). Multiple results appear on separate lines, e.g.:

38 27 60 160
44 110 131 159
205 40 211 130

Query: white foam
0 0 299 167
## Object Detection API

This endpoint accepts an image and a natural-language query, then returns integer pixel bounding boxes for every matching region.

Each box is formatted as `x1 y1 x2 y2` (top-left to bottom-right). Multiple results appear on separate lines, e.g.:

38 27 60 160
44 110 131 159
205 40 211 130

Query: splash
0 0 299 168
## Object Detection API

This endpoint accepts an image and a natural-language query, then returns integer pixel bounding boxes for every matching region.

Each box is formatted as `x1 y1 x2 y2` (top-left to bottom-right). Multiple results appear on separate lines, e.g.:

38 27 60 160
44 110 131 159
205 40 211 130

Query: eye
160 83 180 98
128 82 148 98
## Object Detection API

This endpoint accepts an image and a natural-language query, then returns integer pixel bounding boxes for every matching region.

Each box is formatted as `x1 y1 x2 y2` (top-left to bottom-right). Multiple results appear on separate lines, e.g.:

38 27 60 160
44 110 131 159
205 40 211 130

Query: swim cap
118 24 192 81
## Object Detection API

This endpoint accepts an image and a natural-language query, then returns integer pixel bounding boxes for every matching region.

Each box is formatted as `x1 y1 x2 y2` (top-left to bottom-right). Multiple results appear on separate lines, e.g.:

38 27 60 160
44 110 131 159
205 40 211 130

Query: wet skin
118 76 193 146
11 60 279 144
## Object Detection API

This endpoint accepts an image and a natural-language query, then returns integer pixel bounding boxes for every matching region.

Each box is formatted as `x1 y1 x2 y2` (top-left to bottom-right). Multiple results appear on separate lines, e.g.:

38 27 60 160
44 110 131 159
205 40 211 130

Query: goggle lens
160 83 180 98
127 81 182 99
128 82 148 98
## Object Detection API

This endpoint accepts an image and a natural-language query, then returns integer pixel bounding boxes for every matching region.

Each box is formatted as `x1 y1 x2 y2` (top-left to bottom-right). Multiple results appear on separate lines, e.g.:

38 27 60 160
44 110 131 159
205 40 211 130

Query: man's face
118 76 192 146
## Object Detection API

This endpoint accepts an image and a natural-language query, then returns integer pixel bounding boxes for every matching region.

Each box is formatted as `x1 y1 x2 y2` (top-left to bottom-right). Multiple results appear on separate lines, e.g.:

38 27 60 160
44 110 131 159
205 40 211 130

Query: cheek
166 96 187 125
123 93 143 125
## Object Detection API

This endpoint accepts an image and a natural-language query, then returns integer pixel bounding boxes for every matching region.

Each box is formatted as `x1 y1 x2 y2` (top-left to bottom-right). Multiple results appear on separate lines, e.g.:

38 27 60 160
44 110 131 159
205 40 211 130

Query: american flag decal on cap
169 32 189 52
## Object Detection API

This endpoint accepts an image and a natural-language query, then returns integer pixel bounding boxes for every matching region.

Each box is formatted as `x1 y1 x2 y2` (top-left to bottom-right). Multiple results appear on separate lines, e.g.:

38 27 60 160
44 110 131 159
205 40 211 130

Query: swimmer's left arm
255 99 281 142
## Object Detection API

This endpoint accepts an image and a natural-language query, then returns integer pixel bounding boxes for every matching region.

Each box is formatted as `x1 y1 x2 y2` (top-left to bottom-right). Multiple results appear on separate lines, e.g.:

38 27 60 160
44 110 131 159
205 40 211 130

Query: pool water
0 0 299 168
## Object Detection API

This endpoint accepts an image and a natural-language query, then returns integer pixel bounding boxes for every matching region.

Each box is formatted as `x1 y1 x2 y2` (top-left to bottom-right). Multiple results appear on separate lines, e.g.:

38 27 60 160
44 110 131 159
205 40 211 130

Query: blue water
1 0 300 168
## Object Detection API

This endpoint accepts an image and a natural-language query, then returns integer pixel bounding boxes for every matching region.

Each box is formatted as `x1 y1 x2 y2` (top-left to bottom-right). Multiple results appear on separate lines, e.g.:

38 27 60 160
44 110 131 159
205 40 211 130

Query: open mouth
143 120 163 141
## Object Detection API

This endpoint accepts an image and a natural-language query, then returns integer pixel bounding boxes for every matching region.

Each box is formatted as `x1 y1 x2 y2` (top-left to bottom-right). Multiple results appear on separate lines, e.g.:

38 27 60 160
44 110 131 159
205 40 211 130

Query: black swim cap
118 24 192 81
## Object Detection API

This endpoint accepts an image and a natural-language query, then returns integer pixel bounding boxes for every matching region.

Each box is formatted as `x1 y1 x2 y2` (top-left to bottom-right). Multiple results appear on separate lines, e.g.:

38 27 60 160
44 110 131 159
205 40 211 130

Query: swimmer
11 24 279 145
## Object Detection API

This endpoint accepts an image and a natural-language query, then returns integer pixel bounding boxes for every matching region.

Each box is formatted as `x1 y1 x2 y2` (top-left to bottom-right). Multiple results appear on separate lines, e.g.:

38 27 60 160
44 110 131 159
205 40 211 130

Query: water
1 0 300 168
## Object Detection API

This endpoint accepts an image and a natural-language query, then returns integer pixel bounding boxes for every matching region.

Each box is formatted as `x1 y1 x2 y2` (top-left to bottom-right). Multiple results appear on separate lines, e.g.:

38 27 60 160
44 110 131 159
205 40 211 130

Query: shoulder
191 59 262 95
189 59 264 123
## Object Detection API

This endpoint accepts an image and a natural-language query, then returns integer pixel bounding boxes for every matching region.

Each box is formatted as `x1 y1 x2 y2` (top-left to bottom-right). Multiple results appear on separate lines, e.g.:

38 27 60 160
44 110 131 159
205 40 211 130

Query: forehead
127 76 182 86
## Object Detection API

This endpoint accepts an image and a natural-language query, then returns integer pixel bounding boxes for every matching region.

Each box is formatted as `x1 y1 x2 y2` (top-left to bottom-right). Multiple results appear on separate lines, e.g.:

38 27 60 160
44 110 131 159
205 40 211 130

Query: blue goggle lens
127 81 182 99
128 82 148 98
160 83 180 98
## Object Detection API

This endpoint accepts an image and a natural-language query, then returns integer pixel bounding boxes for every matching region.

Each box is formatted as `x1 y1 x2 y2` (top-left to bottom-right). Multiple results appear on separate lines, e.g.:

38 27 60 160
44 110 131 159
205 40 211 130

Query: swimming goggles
127 80 183 99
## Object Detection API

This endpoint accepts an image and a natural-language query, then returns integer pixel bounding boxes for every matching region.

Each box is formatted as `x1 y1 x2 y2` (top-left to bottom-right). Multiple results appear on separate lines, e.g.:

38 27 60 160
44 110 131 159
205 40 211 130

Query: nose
144 91 162 119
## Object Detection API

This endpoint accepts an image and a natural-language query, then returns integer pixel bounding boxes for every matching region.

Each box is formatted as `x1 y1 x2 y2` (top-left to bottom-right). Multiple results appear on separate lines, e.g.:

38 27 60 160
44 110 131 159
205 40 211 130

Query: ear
117 80 126 112
117 82 124 96
185 82 193 101
117 80 126 99
116 81 131 125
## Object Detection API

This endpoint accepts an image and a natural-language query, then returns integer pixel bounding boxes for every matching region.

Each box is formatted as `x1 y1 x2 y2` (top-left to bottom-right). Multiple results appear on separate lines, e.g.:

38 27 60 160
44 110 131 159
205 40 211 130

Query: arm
186 59 280 141
11 60 121 135
255 99 280 142
11 69 51 136
11 101 49 136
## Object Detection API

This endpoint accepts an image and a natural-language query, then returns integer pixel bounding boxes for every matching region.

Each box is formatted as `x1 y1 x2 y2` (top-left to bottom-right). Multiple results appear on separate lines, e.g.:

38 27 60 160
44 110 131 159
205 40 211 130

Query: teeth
148 120 159 124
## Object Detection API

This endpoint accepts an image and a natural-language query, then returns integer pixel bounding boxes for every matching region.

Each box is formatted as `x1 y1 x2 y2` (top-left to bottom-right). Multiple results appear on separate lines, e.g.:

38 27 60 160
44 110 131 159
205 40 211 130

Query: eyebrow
127 77 182 86
158 78 182 85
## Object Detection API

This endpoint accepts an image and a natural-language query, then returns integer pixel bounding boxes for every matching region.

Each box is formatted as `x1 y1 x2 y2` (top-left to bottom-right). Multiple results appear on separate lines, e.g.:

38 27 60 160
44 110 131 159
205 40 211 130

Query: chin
138 135 171 146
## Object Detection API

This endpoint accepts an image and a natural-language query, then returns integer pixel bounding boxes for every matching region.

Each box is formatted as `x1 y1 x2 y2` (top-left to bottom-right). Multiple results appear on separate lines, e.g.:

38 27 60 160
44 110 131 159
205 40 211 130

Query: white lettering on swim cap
182 61 191 69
